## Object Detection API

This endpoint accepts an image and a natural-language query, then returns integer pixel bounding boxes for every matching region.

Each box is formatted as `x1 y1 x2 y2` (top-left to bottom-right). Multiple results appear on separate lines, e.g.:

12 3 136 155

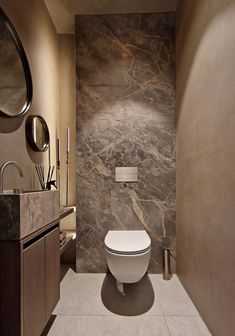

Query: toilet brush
162 248 172 280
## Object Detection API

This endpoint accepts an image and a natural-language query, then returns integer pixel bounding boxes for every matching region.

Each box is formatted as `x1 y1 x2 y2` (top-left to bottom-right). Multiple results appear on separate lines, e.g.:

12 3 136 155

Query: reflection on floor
42 268 211 336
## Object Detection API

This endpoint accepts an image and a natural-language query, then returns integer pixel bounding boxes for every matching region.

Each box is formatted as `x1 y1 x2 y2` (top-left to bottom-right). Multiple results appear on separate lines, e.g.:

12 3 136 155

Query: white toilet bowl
104 230 151 284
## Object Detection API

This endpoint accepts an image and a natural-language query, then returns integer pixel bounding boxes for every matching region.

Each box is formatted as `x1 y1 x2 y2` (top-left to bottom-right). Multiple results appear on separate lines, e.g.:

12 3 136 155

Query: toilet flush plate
115 167 138 182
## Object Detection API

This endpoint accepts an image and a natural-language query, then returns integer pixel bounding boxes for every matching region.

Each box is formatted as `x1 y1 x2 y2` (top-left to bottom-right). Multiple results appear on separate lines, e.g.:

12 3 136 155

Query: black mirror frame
0 7 33 118
25 115 50 152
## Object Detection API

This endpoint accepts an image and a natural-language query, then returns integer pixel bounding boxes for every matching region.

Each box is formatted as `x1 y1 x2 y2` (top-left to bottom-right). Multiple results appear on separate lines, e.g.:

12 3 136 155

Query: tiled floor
43 268 211 336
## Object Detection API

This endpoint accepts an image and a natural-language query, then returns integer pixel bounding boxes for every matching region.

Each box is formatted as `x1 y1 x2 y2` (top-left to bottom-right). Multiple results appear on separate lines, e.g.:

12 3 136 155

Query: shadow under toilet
101 272 154 316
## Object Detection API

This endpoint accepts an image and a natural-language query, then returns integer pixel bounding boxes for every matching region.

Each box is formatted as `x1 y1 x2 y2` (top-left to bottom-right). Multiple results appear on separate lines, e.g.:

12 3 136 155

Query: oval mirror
0 7 32 118
25 116 50 152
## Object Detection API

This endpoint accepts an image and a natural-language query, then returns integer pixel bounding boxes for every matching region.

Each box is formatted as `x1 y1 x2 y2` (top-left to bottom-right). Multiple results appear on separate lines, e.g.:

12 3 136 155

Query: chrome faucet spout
0 161 24 194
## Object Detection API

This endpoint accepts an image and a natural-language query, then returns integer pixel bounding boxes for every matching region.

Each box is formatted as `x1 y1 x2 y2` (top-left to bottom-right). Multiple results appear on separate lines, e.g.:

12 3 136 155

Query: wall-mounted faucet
0 161 24 194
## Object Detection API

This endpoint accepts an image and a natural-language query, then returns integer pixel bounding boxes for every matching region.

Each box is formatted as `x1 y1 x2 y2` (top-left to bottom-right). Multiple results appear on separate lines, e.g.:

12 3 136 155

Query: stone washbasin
0 190 59 240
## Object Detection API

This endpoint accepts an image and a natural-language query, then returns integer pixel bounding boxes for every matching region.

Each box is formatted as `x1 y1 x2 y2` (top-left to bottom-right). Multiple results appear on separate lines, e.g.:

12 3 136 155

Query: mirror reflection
26 116 50 152
0 8 32 118
33 117 47 151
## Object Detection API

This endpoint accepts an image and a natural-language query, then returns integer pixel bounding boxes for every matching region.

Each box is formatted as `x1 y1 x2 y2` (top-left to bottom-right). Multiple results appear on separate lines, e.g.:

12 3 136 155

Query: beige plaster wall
176 1 235 335
58 33 76 230
45 0 179 33
0 0 59 191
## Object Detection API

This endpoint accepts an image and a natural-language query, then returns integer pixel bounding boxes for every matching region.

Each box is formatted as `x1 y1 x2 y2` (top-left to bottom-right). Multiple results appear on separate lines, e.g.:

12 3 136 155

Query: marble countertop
0 190 59 240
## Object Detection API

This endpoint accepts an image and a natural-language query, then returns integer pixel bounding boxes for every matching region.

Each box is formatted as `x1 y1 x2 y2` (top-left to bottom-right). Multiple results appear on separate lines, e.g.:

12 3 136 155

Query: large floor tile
150 275 199 316
46 315 170 336
54 269 109 315
166 316 212 336
54 269 163 316
49 269 210 336
101 272 163 316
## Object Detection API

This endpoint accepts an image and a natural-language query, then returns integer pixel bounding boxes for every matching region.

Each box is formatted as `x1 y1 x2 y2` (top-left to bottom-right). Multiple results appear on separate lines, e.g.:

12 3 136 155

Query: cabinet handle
23 224 58 250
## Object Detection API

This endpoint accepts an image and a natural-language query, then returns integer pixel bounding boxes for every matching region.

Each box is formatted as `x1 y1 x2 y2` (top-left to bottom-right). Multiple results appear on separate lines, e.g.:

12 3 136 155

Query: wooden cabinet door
0 242 22 336
45 227 60 320
23 237 46 336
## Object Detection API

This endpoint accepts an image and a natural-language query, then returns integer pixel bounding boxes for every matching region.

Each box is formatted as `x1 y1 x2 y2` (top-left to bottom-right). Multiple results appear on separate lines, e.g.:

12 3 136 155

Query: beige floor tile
150 275 199 316
166 316 212 336
46 315 170 336
49 270 210 336
54 269 163 316
54 269 109 315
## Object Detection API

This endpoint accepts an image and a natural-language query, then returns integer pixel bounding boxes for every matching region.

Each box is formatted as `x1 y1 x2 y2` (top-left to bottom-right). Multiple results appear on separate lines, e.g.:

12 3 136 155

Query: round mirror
0 7 32 118
25 116 50 152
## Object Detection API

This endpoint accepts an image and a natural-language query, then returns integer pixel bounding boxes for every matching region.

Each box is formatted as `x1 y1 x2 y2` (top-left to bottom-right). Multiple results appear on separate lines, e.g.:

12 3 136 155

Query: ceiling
44 0 179 34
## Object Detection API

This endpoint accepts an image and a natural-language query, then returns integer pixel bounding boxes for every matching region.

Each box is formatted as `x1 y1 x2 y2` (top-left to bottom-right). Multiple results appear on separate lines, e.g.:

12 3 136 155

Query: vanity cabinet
0 221 60 336
45 226 60 320
23 236 45 336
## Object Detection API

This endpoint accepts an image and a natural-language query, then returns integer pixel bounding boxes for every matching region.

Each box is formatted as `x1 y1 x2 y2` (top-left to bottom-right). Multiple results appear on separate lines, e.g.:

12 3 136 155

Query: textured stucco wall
176 1 235 335
0 0 59 190
45 0 179 33
58 34 76 207
58 33 76 231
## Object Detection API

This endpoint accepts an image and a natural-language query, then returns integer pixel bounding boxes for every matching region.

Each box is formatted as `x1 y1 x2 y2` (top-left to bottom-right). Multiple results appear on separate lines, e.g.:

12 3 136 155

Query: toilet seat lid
104 230 151 254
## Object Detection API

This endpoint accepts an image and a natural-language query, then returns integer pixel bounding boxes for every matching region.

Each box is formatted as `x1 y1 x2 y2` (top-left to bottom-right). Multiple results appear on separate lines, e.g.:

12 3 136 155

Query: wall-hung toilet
104 230 151 287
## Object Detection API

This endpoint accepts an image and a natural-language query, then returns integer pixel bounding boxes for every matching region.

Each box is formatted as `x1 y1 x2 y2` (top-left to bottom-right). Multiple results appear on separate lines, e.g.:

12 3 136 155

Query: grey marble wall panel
76 13 175 273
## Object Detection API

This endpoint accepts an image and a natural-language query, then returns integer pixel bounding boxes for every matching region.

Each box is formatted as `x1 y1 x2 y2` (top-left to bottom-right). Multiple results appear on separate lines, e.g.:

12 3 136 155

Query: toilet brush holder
162 248 172 280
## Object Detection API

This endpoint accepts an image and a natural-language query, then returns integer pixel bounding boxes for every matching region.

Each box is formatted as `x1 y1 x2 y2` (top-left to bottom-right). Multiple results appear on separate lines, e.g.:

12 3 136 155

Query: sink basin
0 190 59 240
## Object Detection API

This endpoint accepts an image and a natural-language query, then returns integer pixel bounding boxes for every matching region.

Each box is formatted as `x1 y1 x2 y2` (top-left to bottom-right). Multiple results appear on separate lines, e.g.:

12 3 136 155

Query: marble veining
76 13 175 273
0 190 59 240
